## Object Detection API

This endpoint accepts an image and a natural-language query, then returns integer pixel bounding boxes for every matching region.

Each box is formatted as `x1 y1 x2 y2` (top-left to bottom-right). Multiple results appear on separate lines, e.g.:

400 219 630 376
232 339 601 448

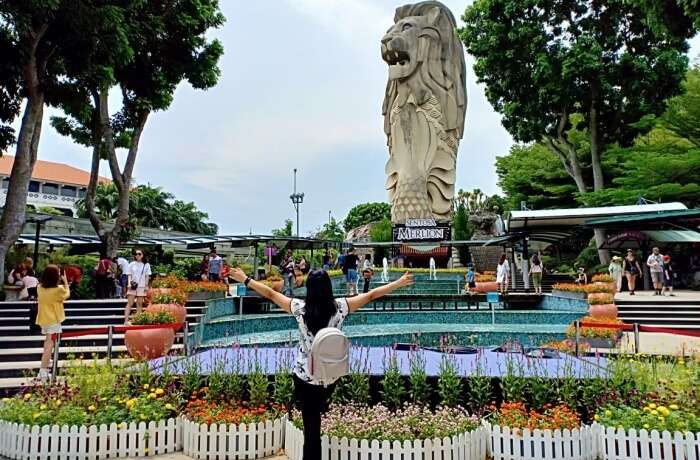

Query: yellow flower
100 397 107 401
594 414 600 421
54 400 62 407
23 393 32 400
649 403 657 409
651 410 659 416
117 423 126 429
643 424 650 429
658 416 665 423
143 384 150 390
669 404 679 411
155 388 164 396
148 393 157 399
678 359 685 365
643 407 651 413
33 413 41 419
605 410 612 417
88 405 96 411
165 403 173 410
658 407 670 417
1 397 9 402
40 404 47 410
126 399 136 407
140 414 147 420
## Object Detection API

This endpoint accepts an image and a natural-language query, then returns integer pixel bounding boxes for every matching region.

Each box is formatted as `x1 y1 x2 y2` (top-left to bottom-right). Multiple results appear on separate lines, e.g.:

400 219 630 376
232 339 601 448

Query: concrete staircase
0 298 207 390
617 295 700 331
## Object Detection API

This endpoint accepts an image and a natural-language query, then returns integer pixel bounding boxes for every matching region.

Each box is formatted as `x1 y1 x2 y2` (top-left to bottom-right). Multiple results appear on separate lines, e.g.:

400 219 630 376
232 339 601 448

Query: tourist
496 254 510 294
608 256 623 293
530 254 544 294
343 248 359 296
63 264 82 299
647 246 665 296
20 269 39 301
95 254 115 299
623 249 643 295
322 250 332 270
228 267 414 460
282 252 295 296
207 248 223 281
124 249 151 323
362 254 372 272
114 255 130 298
337 251 346 271
36 264 70 381
575 267 588 285
662 255 675 296
362 269 373 293
200 254 210 281
7 262 26 286
298 255 309 274
465 265 476 293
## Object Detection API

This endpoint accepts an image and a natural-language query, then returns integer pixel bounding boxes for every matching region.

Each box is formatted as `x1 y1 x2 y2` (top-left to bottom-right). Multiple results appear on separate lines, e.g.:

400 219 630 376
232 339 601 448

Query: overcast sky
22 0 700 236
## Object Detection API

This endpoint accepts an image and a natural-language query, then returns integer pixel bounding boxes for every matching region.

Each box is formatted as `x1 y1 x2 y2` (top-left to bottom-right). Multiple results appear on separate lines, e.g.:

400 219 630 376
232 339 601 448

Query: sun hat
663 255 671 262
612 256 622 262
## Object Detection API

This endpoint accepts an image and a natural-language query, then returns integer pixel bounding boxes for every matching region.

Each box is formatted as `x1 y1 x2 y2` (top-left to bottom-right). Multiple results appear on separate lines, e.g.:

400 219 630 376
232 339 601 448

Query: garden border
599 425 700 460
284 419 488 460
488 423 598 460
0 417 181 460
182 415 286 460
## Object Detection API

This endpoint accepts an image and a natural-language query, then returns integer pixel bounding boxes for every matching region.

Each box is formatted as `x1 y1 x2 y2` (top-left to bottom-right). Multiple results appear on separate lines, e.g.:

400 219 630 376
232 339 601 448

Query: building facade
0 155 110 217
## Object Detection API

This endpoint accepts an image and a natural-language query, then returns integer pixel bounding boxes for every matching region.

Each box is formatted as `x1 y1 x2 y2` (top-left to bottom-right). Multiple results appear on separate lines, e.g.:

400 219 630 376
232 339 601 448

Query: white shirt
20 275 38 299
127 261 151 288
291 297 349 384
496 260 510 281
116 257 130 275
363 259 372 271
647 254 664 273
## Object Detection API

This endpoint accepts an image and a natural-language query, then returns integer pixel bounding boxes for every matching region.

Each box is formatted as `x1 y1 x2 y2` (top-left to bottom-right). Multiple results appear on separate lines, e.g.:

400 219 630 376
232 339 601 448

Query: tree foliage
369 218 393 243
76 183 217 235
343 203 392 232
271 219 293 238
315 218 345 241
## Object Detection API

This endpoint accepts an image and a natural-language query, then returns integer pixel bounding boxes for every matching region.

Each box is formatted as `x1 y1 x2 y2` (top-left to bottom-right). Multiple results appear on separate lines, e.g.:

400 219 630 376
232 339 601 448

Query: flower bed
0 418 181 460
488 402 596 460
566 315 623 347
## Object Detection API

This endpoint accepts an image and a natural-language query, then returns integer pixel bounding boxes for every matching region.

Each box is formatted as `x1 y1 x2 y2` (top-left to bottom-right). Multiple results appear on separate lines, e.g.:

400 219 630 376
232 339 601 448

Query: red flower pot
588 304 618 319
125 327 175 361
146 303 187 324
474 281 498 293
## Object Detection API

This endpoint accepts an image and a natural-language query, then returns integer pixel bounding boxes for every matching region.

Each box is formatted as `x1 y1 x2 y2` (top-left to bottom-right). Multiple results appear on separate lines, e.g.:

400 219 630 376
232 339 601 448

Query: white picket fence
0 418 181 460
600 425 700 460
182 416 286 460
488 423 598 460
284 420 489 460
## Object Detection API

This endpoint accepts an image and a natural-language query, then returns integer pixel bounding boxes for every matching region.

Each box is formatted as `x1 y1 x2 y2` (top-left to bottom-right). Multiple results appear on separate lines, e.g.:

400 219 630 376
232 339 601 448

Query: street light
26 215 52 265
289 168 304 237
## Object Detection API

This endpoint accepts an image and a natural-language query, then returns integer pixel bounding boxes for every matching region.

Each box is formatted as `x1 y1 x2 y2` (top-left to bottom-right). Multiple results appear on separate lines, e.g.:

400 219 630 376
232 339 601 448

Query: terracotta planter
474 281 498 293
146 303 187 324
588 303 618 318
124 328 175 360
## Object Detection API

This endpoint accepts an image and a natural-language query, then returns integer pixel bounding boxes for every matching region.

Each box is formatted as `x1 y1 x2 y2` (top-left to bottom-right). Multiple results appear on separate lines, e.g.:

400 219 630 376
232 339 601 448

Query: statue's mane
382 1 467 140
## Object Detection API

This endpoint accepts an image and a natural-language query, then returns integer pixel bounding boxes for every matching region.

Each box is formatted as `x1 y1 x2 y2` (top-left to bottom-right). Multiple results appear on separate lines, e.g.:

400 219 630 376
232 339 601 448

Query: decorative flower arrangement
596 402 700 433
151 275 184 289
566 315 623 340
475 273 496 282
552 283 588 293
151 290 188 306
292 403 480 442
591 273 614 283
184 397 284 426
491 402 581 431
587 293 614 305
131 310 177 325
542 339 590 354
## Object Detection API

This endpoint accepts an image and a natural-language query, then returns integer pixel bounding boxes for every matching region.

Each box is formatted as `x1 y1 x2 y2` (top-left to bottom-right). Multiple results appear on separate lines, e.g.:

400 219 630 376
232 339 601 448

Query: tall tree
52 0 224 256
271 219 293 238
0 1 127 276
315 218 345 241
343 202 392 232
460 0 693 263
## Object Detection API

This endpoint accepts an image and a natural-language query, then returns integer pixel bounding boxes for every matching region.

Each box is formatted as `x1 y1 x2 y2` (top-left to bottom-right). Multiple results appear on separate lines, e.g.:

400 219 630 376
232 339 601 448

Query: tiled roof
0 155 110 187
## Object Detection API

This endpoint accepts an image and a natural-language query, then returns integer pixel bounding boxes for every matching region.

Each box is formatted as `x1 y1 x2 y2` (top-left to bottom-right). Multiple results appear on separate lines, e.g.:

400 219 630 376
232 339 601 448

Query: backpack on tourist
301 326 350 385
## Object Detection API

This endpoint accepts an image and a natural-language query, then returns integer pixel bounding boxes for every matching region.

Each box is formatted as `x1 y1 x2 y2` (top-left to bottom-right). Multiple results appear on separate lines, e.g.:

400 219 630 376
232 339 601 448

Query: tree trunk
589 85 610 265
0 25 47 279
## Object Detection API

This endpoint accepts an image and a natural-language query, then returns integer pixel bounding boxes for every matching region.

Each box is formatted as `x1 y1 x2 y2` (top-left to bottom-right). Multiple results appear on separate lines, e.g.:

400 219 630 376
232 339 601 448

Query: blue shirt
466 271 475 283
208 256 223 274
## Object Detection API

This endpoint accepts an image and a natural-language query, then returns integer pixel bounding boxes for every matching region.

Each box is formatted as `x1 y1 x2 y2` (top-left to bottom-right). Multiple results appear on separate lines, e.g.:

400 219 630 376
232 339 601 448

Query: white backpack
300 326 350 385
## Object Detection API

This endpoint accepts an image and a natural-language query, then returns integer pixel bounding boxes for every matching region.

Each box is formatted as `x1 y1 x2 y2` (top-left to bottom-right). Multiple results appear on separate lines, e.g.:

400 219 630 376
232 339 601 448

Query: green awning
585 209 700 227
644 230 700 243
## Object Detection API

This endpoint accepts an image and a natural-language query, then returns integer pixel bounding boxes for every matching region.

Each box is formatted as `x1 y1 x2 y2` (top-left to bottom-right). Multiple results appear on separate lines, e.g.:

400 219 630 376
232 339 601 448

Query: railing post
457 279 460 294
633 323 640 354
51 333 61 382
574 320 581 357
183 321 190 356
106 325 114 363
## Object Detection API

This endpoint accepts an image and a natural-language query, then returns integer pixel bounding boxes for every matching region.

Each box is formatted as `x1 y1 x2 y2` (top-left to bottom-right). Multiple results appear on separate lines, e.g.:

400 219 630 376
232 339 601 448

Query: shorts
208 273 220 282
346 269 358 283
496 274 507 284
651 271 664 284
532 272 543 286
468 281 476 288
127 287 148 297
119 274 128 288
663 275 673 287
41 323 62 335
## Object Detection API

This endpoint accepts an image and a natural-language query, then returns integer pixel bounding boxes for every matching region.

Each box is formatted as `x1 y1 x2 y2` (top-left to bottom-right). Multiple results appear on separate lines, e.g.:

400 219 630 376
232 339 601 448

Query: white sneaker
37 368 51 381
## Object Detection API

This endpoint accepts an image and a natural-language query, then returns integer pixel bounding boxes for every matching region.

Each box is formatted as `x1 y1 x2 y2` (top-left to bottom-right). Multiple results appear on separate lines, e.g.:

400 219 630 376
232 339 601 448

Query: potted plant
285 403 486 460
587 293 617 318
566 315 623 348
474 273 498 293
125 310 178 360
184 280 228 300
552 283 588 300
146 290 188 324
487 402 596 460
262 274 284 292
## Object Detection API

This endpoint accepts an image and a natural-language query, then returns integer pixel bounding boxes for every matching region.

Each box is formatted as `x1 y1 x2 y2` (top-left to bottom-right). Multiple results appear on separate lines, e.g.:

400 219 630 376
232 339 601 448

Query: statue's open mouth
382 48 410 67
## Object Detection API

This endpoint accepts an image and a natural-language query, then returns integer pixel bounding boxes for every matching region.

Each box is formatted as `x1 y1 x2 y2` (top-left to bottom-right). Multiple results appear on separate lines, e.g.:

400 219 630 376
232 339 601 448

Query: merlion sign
381 1 467 224
393 218 451 242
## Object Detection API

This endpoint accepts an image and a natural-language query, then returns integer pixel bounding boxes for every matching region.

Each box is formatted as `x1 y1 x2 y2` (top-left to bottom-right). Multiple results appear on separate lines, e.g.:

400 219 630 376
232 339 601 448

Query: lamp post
26 215 52 266
289 168 304 237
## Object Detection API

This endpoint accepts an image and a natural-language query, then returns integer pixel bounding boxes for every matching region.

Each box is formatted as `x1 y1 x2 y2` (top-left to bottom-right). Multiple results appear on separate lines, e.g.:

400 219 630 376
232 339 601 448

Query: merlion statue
381 1 467 224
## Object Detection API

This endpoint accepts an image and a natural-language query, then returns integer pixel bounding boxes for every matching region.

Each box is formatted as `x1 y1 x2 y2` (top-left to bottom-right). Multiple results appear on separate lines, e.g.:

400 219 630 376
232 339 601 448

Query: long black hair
303 270 337 335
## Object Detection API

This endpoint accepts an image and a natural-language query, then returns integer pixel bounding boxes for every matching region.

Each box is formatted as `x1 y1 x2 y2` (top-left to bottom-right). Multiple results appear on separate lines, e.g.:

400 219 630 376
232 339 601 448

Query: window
78 188 86 198
1 177 8 189
28 181 40 192
42 183 59 195
60 185 77 197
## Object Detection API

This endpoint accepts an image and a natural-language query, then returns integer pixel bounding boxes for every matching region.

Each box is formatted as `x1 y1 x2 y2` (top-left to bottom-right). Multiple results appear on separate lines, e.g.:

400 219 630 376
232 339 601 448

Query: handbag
130 263 146 290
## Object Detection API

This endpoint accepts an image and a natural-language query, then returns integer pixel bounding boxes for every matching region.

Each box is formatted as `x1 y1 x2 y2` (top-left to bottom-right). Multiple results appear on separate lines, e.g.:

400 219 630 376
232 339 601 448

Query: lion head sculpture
381 1 466 140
